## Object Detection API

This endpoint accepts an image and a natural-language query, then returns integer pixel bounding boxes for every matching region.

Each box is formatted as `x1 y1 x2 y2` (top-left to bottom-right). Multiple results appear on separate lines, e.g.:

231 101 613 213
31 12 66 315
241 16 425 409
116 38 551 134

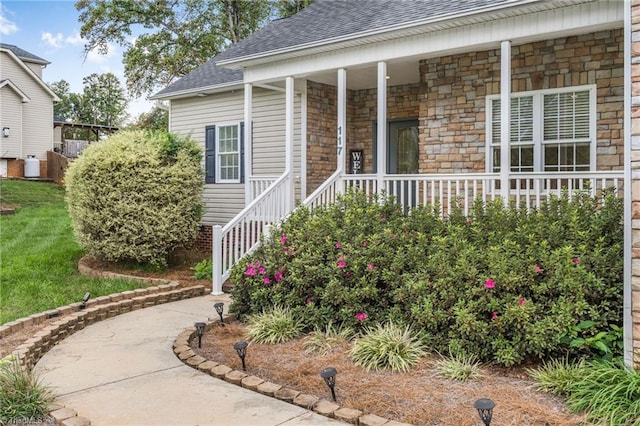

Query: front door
388 119 419 174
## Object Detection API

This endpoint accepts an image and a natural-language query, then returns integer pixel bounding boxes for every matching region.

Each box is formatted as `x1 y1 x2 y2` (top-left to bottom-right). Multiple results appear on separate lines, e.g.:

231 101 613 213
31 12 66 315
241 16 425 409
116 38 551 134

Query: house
0 43 59 178
152 0 637 367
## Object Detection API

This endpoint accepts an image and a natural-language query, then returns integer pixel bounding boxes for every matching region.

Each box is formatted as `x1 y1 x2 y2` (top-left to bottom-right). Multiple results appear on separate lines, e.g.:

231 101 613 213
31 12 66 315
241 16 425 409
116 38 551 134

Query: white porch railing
248 175 280 200
211 173 291 294
303 171 624 216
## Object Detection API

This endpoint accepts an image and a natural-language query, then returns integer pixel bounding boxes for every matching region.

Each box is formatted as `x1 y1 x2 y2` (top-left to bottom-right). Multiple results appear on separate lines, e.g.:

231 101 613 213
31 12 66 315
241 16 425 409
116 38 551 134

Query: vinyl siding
170 87 302 226
0 87 22 158
0 52 53 161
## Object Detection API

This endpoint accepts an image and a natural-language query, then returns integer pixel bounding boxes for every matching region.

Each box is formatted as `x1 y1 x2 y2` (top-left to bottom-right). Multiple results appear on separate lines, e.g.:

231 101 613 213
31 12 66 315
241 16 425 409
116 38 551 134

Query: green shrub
302 322 354 356
527 357 585 395
65 130 203 266
350 323 426 372
230 189 623 366
246 306 304 344
192 259 212 280
434 351 483 381
565 360 640 425
0 357 55 423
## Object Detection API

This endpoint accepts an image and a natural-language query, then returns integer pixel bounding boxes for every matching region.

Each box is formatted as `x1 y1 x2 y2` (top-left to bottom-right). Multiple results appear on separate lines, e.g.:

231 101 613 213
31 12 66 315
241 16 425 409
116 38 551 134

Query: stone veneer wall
418 29 623 174
306 81 337 194
630 0 640 367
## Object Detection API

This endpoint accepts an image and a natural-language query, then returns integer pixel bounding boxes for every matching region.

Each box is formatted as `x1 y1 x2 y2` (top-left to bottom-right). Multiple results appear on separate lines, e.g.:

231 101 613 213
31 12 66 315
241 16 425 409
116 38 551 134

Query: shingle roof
0 43 50 65
217 0 516 63
153 0 516 98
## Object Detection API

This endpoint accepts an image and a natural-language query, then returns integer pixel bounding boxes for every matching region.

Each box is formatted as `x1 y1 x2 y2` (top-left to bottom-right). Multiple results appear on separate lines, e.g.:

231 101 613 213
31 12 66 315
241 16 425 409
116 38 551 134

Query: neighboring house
153 0 637 367
0 43 59 178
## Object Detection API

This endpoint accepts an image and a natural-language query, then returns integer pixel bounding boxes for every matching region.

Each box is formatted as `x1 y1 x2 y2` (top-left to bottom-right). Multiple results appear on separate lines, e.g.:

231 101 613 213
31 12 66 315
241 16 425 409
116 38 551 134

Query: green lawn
0 180 145 324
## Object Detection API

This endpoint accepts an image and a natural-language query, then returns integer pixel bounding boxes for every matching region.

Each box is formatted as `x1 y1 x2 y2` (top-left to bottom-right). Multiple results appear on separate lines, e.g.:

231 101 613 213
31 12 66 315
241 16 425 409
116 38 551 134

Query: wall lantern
473 398 495 426
194 322 206 348
320 367 338 401
2 127 9 137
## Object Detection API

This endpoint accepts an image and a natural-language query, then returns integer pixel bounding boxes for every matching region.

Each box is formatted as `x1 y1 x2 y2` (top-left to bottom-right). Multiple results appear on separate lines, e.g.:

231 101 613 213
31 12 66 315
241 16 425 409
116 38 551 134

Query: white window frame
486 84 597 173
216 122 241 183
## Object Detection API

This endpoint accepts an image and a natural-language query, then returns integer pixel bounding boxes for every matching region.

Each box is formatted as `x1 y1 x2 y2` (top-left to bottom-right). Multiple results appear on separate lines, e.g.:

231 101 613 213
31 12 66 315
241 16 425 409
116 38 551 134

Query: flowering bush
229 189 623 366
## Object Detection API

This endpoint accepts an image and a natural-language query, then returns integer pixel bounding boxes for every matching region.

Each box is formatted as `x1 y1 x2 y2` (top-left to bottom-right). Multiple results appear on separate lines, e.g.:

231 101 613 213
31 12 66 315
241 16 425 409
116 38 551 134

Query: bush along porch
229 189 623 367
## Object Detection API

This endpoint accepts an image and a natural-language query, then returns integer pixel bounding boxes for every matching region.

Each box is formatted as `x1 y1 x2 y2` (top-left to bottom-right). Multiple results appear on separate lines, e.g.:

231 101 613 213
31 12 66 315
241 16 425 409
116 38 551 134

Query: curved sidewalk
36 294 343 426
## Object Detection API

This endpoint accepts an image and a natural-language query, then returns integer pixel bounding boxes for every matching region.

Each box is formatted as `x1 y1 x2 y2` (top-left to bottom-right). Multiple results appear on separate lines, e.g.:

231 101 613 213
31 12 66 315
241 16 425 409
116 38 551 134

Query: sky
0 0 154 121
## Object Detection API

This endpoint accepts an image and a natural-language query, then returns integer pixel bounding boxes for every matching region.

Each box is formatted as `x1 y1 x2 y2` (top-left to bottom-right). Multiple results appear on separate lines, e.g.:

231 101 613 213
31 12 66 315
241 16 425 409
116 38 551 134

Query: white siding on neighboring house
170 87 302 226
0 52 53 161
0 86 23 158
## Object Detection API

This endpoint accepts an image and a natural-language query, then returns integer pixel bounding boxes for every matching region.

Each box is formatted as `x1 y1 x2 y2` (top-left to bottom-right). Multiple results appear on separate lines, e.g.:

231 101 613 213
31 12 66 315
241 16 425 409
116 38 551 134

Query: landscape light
79 292 91 310
194 322 206 348
320 367 338 401
473 398 495 426
214 302 224 323
233 341 248 371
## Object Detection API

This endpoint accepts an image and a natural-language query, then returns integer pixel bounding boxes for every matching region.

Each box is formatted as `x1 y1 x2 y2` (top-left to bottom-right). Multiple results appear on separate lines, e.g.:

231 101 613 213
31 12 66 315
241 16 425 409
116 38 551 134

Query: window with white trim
487 85 595 173
204 123 244 184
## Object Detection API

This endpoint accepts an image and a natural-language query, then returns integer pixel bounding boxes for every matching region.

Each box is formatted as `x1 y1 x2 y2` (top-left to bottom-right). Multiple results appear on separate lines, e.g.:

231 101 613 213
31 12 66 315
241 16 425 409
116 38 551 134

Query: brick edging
2 260 209 426
173 322 411 426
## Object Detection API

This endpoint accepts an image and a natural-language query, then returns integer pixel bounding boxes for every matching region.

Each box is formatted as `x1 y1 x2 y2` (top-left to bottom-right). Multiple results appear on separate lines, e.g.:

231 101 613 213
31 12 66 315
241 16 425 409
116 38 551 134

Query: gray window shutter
205 125 216 184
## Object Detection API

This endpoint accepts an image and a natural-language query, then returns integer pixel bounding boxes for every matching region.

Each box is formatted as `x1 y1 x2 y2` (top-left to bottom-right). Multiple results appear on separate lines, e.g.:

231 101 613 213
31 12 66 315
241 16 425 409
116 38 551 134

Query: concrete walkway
36 294 343 426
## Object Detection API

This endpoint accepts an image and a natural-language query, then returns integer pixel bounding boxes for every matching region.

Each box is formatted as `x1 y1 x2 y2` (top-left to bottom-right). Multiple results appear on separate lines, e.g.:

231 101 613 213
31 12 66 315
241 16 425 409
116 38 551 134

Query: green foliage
434 351 483 382
302 322 353 356
130 105 168 131
565 360 640 425
1 180 145 324
246 306 304 344
230 188 623 366
527 357 585 395
0 358 55 423
349 323 426 372
65 130 203 266
192 259 212 280
561 321 624 361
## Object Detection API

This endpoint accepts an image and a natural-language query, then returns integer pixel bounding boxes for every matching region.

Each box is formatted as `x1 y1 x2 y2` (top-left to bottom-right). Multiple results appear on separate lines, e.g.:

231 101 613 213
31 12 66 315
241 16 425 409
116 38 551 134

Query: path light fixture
234 341 248 371
214 302 224 324
79 292 91 310
320 367 338 401
473 398 495 426
194 322 206 348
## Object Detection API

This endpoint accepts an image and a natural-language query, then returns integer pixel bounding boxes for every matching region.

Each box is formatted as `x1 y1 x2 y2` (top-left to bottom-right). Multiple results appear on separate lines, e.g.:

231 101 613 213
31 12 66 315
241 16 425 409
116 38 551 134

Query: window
204 123 244 184
487 86 595 173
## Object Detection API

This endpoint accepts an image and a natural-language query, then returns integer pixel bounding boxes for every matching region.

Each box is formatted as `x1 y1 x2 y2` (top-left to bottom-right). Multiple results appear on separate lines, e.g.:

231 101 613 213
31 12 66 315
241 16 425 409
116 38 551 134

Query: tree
65 130 204 266
76 0 273 98
130 105 169 131
276 0 313 18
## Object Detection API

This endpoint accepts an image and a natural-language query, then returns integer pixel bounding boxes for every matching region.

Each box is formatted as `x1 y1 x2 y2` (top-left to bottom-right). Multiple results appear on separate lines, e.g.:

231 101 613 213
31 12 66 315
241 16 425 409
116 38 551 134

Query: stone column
629 0 640 368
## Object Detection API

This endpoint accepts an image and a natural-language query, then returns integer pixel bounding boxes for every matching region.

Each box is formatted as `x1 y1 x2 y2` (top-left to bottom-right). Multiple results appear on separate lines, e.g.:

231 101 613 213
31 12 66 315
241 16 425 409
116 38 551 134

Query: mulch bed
192 321 586 426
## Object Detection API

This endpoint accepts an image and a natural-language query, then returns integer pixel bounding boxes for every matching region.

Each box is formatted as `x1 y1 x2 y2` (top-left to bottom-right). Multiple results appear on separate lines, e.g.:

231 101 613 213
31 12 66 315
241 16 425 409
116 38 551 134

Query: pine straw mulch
192 322 586 426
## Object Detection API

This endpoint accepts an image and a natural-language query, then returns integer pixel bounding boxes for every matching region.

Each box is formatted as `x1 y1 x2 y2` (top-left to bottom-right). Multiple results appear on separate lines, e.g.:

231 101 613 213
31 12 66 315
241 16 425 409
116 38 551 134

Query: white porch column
377 61 387 193
244 83 253 206
500 41 511 205
337 68 347 175
285 76 295 211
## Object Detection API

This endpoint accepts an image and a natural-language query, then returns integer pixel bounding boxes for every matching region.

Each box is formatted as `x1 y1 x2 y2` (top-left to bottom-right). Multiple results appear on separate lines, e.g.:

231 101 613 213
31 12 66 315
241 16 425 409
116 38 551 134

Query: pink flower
258 267 266 275
305 297 312 304
368 263 375 270
245 266 256 276
572 257 580 265
263 277 271 285
345 271 352 278
274 270 284 283
335 242 342 249
484 279 495 289
356 312 368 321
280 235 287 244
337 261 347 268
491 312 498 320
534 264 543 274
518 298 526 306
284 247 292 255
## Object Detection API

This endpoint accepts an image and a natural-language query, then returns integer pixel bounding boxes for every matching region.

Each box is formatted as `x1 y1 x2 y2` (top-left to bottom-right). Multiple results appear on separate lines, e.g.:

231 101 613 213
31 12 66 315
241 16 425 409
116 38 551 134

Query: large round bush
65 130 203 266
